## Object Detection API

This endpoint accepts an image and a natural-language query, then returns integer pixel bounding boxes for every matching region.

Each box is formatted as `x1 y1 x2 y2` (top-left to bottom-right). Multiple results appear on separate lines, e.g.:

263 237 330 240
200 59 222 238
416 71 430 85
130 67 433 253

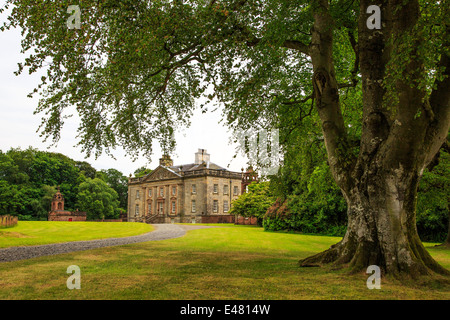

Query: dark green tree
133 167 153 178
416 150 450 244
75 161 97 179
99 168 129 210
230 182 274 225
0 180 21 215
76 177 120 220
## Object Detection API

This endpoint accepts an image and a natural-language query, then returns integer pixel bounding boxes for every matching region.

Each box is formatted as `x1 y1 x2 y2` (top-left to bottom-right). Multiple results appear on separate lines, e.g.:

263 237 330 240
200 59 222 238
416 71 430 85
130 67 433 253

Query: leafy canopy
0 0 368 161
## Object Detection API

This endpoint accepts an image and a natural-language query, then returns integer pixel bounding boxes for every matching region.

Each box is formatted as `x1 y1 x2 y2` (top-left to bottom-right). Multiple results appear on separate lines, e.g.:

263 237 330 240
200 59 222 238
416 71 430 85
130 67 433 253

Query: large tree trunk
300 0 450 277
300 164 449 277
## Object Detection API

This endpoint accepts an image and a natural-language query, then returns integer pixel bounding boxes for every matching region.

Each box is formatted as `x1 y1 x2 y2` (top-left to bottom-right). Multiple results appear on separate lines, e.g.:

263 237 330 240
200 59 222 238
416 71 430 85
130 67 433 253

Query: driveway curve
0 224 213 263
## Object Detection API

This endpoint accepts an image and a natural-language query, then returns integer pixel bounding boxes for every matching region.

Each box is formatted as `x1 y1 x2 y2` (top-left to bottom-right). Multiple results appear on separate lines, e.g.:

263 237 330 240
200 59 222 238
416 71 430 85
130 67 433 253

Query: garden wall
201 215 235 224
0 215 18 228
235 216 258 225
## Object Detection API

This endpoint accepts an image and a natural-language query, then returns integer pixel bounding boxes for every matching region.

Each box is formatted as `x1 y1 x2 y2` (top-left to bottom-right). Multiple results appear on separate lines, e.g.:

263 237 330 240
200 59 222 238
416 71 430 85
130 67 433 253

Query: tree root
298 238 450 279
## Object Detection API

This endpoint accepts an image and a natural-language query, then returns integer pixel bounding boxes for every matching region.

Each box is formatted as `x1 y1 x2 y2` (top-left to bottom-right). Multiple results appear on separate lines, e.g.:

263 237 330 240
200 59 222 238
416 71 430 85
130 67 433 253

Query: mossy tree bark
299 0 450 277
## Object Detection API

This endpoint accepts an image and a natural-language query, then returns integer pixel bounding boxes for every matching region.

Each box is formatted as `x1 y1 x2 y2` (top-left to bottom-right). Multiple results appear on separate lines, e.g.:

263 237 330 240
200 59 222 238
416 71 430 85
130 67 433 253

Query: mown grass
0 221 153 248
0 224 448 300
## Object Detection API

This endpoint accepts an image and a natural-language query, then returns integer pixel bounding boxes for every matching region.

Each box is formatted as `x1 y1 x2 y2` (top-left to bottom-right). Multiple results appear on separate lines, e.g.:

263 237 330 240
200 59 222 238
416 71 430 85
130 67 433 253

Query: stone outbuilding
48 187 86 222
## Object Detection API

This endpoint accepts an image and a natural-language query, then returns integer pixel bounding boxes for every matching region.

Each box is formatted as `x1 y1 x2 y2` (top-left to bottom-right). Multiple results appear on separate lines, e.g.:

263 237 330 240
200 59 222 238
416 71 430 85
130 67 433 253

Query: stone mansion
127 149 257 224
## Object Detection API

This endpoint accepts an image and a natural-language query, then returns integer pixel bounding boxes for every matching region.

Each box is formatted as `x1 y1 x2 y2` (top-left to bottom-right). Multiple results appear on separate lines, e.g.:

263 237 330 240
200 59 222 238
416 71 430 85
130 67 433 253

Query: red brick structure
0 215 18 228
241 166 259 194
235 216 258 225
48 188 86 222
201 214 235 224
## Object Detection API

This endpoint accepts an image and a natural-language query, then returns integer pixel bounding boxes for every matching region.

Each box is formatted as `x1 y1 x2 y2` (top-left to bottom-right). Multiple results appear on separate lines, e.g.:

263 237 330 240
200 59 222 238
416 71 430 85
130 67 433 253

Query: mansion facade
127 149 257 224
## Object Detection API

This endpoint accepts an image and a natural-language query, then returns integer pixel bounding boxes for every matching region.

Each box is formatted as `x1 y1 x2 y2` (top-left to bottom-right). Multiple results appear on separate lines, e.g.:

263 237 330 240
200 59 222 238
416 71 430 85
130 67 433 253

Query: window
192 184 196 194
135 204 139 216
191 200 196 213
223 185 229 195
148 204 152 215
224 200 229 213
172 186 176 196
136 190 140 199
158 202 163 215
171 201 176 214
213 200 218 213
233 186 239 195
148 189 152 197
160 187 164 197
213 184 218 194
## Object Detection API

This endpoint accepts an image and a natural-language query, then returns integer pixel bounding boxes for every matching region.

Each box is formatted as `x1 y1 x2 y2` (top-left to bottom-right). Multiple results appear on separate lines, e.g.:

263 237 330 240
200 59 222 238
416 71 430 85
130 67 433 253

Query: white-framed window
148 189 152 197
213 200 218 213
191 200 196 213
223 185 229 195
172 186 176 196
160 187 164 197
223 200 229 213
233 186 239 195
158 202 163 215
171 201 176 214
135 204 139 216
148 204 152 215
213 184 218 194
192 184 196 194
136 190 140 199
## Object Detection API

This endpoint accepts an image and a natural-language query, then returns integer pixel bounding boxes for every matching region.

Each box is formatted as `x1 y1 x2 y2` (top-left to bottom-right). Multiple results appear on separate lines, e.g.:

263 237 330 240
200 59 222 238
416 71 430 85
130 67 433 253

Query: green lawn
0 221 153 248
0 224 448 299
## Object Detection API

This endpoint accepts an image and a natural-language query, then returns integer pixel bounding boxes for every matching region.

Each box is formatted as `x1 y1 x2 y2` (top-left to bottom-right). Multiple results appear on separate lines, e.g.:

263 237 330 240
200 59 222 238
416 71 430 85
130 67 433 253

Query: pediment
142 166 181 182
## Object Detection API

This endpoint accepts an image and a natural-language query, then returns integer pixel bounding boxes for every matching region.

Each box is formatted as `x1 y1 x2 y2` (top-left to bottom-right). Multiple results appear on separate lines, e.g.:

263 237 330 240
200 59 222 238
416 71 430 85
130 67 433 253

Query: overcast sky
0 18 249 177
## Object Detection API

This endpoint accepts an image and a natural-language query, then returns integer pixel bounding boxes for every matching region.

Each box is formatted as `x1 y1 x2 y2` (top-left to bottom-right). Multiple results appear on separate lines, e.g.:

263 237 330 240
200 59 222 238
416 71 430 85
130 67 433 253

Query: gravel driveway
0 224 214 263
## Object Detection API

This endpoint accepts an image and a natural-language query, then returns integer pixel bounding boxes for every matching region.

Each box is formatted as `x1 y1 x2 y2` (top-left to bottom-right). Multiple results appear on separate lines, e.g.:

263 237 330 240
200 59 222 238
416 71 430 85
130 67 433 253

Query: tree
75 161 97 179
76 178 120 220
0 180 21 215
230 181 274 225
416 150 450 244
133 167 153 178
2 0 449 277
99 168 129 209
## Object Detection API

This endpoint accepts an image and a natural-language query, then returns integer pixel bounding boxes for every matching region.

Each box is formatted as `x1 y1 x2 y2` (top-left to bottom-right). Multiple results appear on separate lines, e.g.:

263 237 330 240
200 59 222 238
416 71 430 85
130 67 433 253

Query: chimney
194 149 210 164
159 154 173 167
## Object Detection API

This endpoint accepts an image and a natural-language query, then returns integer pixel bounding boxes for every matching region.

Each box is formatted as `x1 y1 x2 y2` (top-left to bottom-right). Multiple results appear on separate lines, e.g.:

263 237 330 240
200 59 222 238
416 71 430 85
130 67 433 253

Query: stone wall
48 211 87 221
0 215 18 228
201 214 235 224
235 216 258 225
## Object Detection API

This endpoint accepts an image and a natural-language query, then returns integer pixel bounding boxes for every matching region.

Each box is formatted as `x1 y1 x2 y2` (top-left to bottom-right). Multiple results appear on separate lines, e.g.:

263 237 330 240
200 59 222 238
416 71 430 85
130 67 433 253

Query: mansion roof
129 149 243 185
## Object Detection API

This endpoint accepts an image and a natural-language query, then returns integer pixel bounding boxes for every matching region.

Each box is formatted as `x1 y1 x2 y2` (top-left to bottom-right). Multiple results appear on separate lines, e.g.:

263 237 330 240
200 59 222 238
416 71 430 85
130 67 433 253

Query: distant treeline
0 147 130 221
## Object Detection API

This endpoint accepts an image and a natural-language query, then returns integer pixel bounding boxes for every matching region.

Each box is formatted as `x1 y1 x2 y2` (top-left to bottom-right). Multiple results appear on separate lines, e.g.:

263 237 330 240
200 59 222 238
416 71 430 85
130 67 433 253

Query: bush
416 151 449 243
231 182 274 225
263 161 347 236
